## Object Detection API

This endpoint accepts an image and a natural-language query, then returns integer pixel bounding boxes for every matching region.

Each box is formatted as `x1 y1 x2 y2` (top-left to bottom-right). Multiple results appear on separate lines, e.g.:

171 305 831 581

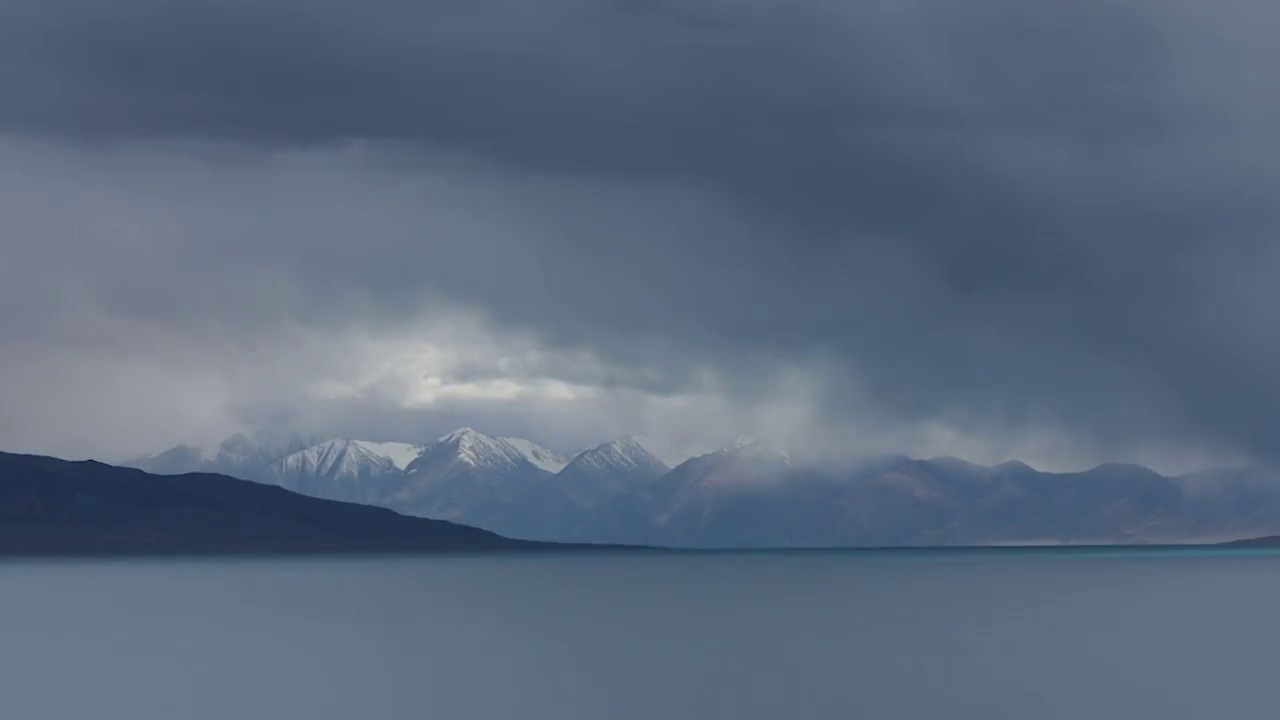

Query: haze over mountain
12 5 1280 718
129 428 1280 548
9 0 1280 550
9 0 1280 488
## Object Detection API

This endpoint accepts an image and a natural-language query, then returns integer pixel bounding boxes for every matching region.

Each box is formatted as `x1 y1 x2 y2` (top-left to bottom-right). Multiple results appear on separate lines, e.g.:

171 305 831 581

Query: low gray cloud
1 0 1279 470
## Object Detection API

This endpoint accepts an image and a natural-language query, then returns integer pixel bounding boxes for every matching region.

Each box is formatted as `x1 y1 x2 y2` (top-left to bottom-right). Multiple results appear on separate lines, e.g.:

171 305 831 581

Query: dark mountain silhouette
0 451 537 556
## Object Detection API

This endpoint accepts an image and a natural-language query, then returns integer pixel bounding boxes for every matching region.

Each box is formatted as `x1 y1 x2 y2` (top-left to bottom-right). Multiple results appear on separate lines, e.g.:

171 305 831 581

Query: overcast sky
2 0 1278 471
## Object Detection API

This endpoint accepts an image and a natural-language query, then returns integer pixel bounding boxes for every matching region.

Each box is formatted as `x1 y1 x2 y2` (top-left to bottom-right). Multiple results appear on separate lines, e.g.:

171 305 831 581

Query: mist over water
3 550 1277 719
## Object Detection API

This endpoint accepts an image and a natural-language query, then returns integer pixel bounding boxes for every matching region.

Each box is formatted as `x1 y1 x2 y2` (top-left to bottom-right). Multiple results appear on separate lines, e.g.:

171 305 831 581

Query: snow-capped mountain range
423 428 570 474
270 437 419 505
125 428 1280 548
278 438 421 476
127 428 678 529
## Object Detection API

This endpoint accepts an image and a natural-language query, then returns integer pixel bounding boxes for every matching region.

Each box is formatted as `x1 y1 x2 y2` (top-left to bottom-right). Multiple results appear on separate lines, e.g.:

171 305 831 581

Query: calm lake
3 549 1278 719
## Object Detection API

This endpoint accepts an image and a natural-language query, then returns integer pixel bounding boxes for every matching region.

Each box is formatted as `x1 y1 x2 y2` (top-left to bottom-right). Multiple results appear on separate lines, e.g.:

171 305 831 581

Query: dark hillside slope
0 452 533 555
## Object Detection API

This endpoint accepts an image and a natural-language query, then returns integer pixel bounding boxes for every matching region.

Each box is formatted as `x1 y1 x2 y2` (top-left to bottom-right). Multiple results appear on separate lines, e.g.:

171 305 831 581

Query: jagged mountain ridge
407 428 569 474
562 436 669 476
522 437 672 544
125 429 1280 547
384 429 568 528
270 438 422 505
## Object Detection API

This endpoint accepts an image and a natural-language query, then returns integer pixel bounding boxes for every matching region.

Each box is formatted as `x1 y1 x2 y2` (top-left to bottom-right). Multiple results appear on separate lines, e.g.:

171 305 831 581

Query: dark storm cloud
3 0 1280 463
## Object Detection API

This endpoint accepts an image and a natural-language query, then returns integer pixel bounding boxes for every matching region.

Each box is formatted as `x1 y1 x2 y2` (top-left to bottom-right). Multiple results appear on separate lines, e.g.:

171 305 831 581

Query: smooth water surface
3 549 1279 719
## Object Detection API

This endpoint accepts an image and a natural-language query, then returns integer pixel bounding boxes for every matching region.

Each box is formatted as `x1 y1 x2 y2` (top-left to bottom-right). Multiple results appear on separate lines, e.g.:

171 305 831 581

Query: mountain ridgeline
0 451 531 555
128 429 1280 548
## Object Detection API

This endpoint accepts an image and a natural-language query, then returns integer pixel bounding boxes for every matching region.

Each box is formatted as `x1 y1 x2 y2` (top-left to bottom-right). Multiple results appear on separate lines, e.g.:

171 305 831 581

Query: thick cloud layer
2 0 1278 470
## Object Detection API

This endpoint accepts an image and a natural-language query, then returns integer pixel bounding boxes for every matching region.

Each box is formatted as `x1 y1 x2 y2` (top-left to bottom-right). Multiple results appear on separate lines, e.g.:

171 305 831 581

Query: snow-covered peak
437 427 481 444
273 437 425 478
612 435 652 454
566 436 670 474
350 440 423 471
429 428 569 473
436 428 506 462
502 437 571 473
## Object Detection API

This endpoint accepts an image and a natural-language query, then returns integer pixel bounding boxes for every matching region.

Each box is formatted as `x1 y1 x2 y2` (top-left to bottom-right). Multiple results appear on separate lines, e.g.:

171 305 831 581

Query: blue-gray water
4 549 1279 719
